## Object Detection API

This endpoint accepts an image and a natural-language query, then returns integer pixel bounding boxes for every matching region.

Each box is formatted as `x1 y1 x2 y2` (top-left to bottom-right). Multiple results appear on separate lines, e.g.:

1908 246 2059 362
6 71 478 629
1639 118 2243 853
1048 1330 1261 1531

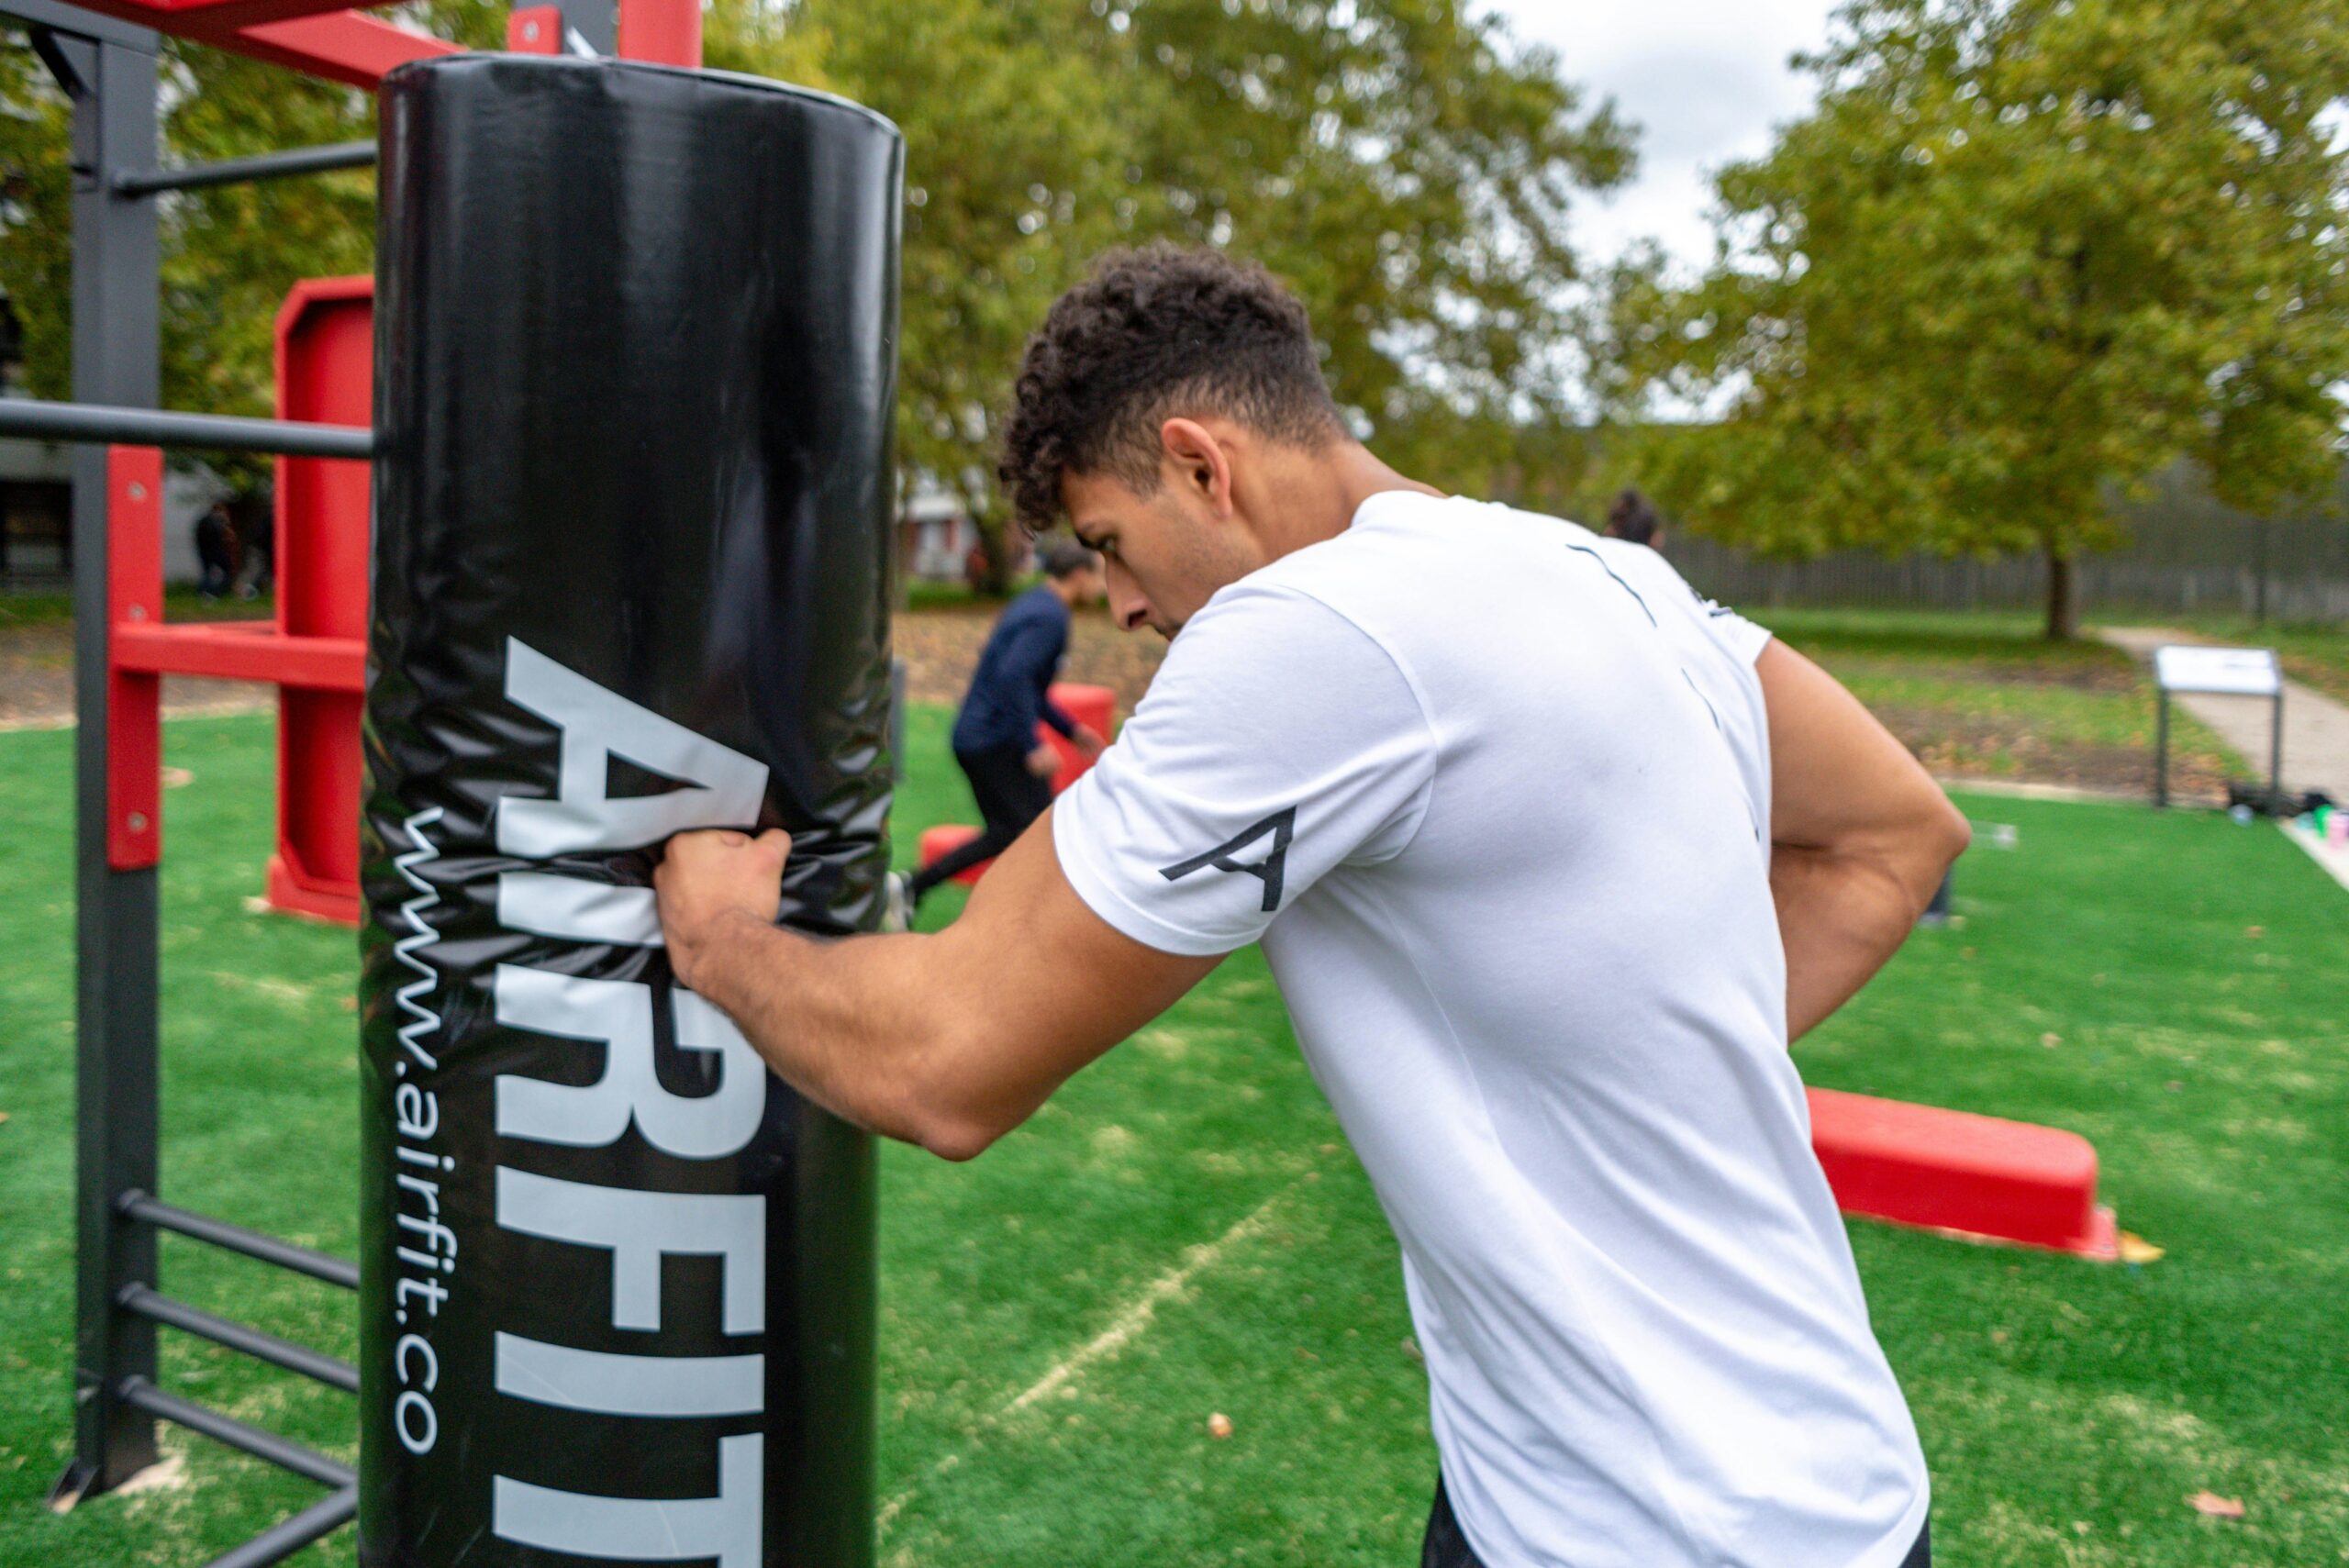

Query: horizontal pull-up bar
0 397 371 458
206 1487 358 1568
116 1376 355 1488
117 1284 359 1393
119 1191 362 1289
113 138 374 197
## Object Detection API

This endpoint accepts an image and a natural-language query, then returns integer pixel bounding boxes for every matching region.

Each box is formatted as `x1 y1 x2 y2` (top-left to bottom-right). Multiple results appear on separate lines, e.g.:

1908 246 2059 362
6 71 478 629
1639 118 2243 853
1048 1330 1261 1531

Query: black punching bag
357 56 900 1568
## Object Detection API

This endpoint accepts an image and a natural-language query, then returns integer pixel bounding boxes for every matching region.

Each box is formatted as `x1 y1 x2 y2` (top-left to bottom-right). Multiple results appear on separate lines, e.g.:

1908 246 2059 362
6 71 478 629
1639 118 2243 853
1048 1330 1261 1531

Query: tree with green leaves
2 4 507 468
1595 0 2349 639
6 0 1633 560
789 0 1632 583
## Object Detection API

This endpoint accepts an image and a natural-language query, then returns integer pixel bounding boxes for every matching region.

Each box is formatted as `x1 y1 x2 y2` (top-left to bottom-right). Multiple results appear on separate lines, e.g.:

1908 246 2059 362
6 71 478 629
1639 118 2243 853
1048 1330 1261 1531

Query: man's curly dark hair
999 242 1345 528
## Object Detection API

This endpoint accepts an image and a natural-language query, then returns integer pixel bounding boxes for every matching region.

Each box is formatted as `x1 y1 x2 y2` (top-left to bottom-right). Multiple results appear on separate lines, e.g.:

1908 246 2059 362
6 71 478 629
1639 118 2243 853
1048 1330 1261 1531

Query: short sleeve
1699 599 1772 664
1051 585 1438 957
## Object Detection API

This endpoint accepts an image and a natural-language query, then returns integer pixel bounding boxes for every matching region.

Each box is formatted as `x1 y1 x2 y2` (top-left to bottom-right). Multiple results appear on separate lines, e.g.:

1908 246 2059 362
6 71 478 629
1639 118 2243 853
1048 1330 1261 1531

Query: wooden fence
1658 460 2349 624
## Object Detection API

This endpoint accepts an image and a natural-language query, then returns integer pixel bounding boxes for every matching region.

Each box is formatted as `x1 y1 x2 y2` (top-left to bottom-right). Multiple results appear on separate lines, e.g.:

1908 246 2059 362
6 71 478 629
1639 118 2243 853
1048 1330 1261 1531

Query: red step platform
1808 1086 2118 1259
1040 682 1115 790
918 824 990 888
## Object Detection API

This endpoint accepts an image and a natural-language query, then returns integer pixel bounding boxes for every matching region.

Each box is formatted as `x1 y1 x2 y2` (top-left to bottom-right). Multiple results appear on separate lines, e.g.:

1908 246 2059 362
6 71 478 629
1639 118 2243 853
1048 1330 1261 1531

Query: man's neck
1253 442 1443 563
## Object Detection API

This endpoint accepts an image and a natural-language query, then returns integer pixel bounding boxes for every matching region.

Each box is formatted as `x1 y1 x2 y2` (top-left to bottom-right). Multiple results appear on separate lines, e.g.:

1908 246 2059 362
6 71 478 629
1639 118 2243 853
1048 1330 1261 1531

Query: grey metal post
45 18 164 1511
555 0 616 54
2154 687 2170 809
111 138 374 198
2270 687 2284 804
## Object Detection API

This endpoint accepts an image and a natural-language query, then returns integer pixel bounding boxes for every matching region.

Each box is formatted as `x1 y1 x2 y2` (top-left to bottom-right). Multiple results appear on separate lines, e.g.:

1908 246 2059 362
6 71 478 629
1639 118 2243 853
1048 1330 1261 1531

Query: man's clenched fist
655 827 791 991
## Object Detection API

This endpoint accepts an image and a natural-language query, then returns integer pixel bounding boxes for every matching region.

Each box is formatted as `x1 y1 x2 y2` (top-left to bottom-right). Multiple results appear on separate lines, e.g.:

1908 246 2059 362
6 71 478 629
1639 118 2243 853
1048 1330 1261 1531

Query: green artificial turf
0 708 2343 1566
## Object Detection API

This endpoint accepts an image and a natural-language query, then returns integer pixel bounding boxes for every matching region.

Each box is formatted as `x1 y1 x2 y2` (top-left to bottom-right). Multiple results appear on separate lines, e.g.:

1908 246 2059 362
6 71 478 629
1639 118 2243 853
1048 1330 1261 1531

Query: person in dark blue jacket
904 539 1106 910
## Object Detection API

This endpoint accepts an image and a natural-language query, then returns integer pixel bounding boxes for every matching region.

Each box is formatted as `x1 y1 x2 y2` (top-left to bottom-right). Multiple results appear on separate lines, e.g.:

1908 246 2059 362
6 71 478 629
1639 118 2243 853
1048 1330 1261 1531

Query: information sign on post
2151 645 2284 808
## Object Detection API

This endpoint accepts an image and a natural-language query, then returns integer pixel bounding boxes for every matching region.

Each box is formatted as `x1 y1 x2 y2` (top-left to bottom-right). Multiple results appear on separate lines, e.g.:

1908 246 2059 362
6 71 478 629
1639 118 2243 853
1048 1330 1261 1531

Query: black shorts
1419 1478 1930 1568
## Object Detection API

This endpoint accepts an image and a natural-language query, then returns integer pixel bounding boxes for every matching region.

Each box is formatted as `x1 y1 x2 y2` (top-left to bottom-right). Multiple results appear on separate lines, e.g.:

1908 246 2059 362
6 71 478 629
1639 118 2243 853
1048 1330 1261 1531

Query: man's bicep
925 806 1223 1148
1757 639 1945 851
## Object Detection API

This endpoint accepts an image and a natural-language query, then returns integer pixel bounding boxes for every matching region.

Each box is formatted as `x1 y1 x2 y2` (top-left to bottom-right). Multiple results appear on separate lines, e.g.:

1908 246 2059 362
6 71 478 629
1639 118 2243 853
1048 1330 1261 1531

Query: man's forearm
655 817 1218 1163
1771 843 1944 1041
684 914 964 1152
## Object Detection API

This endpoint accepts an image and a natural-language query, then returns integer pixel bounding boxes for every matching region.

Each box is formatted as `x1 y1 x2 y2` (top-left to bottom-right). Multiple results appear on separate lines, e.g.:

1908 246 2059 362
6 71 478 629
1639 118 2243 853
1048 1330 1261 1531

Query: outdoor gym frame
5 2 700 1563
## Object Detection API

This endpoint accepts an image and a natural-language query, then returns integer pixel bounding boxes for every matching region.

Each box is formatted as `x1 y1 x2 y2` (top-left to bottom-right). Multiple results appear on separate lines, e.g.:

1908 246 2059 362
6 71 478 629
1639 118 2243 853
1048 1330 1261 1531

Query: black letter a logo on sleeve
1158 806 1296 914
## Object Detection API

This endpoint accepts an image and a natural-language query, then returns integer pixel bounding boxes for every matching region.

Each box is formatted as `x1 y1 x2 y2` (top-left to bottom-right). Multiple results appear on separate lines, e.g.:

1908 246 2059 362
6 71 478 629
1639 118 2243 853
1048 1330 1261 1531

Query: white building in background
0 423 234 589
1 298 233 590
898 474 978 583
0 432 71 584
895 473 1049 585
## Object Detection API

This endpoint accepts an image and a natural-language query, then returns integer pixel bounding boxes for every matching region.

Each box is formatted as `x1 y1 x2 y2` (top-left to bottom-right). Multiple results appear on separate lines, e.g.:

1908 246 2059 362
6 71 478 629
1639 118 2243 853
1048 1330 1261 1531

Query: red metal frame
505 5 561 54
91 0 710 910
51 0 704 87
52 0 457 88
616 0 698 68
228 12 460 89
262 275 373 924
105 447 163 872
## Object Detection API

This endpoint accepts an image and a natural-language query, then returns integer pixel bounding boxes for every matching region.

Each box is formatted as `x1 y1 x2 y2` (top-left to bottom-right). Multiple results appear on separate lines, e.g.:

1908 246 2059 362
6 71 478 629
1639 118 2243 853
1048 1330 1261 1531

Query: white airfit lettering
484 641 774 1561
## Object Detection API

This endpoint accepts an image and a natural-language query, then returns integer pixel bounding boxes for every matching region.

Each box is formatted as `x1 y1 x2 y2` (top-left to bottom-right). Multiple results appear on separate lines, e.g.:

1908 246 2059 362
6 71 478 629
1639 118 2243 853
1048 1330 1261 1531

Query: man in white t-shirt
656 243 1968 1568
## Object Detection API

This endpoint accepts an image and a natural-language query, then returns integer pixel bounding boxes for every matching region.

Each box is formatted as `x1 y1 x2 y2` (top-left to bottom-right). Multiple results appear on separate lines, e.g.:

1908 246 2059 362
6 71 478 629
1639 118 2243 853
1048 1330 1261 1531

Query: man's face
1060 438 1265 639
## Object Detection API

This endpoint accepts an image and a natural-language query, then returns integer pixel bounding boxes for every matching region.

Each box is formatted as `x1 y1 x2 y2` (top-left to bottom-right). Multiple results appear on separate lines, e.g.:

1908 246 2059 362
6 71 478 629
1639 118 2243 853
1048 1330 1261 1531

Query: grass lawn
0 587 275 632
1 707 2343 1566
1753 608 2243 798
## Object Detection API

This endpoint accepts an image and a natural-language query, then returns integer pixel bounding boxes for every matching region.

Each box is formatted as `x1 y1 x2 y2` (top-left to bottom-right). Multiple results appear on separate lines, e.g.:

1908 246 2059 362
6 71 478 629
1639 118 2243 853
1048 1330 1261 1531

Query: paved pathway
2098 626 2349 804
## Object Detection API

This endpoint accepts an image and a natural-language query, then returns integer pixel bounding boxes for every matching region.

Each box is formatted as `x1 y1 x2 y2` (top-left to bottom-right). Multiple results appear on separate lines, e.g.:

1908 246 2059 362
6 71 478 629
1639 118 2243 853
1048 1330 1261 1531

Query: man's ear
1159 417 1235 517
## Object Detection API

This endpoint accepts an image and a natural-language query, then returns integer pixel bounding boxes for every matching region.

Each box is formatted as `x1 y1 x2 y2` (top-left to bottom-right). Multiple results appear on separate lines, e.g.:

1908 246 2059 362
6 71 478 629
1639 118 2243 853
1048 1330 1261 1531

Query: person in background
1607 486 1666 552
237 494 274 599
194 502 236 599
897 539 1107 917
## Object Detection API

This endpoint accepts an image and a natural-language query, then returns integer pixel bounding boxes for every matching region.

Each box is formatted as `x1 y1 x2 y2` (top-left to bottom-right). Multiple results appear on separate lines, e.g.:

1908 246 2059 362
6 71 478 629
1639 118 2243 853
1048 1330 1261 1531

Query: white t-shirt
1053 492 1930 1568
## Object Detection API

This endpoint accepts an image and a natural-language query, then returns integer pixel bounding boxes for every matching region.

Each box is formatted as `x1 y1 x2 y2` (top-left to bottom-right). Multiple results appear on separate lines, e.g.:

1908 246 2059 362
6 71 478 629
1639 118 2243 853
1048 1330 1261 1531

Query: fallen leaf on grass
2187 1491 2244 1519
2117 1232 2165 1265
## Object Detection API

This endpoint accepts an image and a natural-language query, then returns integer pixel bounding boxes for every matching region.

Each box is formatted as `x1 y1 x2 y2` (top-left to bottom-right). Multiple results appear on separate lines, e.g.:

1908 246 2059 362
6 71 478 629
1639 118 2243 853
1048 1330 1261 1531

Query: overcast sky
1478 2 1843 272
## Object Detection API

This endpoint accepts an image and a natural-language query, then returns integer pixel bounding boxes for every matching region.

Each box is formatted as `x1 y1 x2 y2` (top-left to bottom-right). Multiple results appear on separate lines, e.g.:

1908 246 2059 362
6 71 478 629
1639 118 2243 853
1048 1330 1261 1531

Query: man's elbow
882 1028 1023 1164
1903 791 1970 906
913 1115 1002 1164
1925 792 1971 873
860 1088 1000 1163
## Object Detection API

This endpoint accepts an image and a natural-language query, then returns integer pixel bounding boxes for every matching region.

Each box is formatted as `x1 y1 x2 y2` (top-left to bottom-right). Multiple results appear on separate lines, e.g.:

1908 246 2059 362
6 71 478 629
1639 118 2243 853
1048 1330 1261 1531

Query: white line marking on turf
1003 1191 1286 1415
876 1185 1292 1536
2279 817 2349 892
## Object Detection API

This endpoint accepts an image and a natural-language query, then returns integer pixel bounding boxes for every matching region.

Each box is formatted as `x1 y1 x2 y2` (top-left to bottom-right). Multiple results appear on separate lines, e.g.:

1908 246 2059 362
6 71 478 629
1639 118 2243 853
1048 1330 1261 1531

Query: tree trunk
975 515 1021 596
2043 543 2078 641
